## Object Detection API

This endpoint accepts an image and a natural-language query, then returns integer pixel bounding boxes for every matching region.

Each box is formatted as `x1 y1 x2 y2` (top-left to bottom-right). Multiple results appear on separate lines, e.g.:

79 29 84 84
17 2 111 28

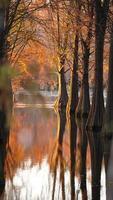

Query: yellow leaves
18 61 27 74
18 61 31 77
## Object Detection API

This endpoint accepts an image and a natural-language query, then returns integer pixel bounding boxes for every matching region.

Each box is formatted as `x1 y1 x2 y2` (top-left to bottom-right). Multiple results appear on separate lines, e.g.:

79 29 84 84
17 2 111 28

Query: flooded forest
0 0 113 200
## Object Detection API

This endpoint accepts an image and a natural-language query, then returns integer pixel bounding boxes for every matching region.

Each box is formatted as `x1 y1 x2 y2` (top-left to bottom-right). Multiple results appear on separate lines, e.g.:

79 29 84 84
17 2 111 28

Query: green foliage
0 65 18 89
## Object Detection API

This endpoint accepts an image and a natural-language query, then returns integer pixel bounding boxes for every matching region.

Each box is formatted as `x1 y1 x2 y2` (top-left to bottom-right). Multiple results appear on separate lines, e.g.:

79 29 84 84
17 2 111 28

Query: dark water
1 107 105 200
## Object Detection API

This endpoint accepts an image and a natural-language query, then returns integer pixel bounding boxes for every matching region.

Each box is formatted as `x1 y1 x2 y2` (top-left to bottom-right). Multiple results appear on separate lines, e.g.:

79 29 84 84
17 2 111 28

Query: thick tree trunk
70 34 78 113
82 45 90 118
104 22 113 200
90 32 104 200
86 1 110 199
75 44 90 200
87 33 104 200
87 34 104 200
58 67 68 110
79 41 90 200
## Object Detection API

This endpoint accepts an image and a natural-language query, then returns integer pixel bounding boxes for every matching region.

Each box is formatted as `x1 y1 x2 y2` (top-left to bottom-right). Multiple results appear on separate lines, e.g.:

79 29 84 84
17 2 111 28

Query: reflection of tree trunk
76 87 89 199
0 3 13 197
0 84 13 198
69 113 77 200
76 109 88 200
70 34 78 113
51 109 66 200
104 22 113 199
58 67 68 110
86 2 110 199
87 34 104 200
60 152 65 200
52 156 58 200
79 36 90 200
79 118 88 200
67 16 79 195
0 68 13 197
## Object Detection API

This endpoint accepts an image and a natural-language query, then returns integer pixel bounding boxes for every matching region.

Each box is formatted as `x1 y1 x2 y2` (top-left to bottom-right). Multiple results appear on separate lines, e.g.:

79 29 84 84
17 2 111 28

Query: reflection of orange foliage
5 134 24 179
5 109 57 178
9 134 24 164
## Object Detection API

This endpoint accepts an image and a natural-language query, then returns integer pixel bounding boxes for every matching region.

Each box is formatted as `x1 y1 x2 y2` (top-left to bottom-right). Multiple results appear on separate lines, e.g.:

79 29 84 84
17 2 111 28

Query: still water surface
3 107 106 200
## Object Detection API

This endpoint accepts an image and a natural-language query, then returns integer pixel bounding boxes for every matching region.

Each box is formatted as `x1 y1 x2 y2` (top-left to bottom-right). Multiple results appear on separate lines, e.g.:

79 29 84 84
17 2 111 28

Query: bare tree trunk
58 67 68 110
89 30 104 200
82 43 90 118
104 21 113 200
79 37 90 200
86 1 110 199
70 34 79 113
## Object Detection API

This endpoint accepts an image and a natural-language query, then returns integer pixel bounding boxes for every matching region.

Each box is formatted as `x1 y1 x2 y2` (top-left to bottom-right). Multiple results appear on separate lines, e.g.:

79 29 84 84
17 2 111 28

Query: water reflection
105 138 113 199
0 107 106 200
5 107 58 200
69 113 77 200
0 96 13 199
50 110 66 200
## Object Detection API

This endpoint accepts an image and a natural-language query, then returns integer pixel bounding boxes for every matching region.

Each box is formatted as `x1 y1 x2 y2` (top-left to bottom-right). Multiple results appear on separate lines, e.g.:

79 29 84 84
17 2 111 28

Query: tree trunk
86 1 110 199
58 67 68 110
87 33 104 200
79 39 90 200
104 22 113 200
82 44 90 118
70 33 79 113
0 3 13 197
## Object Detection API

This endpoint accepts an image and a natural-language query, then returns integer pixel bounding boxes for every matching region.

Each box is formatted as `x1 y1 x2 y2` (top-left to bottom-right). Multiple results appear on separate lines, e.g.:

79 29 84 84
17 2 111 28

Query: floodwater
1 104 106 200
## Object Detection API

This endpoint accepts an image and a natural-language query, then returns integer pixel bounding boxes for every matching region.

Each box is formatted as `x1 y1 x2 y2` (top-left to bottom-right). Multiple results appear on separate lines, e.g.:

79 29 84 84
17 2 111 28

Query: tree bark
70 33 79 113
58 67 68 110
82 43 90 118
104 21 113 200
